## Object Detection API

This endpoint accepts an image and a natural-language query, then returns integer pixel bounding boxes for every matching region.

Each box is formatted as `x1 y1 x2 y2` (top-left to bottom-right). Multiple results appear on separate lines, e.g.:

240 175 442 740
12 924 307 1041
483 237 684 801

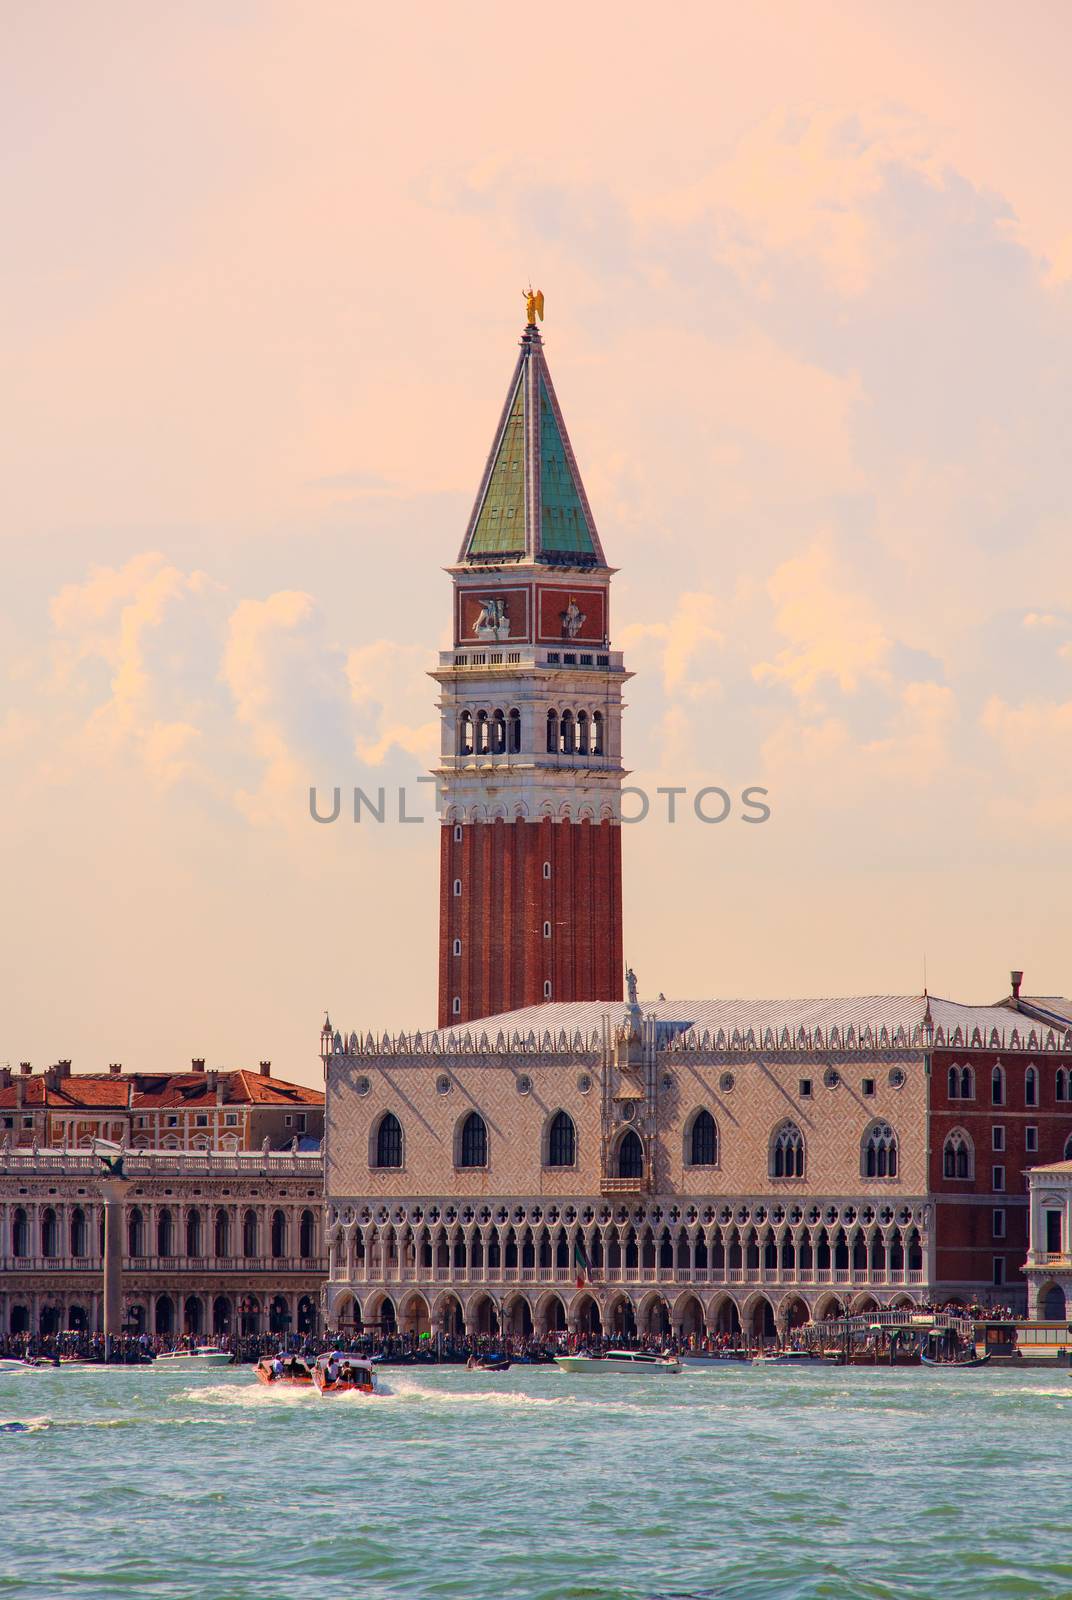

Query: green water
1 1362 1071 1599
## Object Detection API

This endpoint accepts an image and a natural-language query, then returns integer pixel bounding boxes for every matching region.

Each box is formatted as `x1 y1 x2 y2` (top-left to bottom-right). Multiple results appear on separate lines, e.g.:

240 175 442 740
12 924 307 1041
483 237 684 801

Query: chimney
1011 970 1024 1002
191 1058 205 1074
0 1067 10 1089
108 1063 122 1076
259 1061 271 1077
57 1060 72 1077
20 1063 32 1076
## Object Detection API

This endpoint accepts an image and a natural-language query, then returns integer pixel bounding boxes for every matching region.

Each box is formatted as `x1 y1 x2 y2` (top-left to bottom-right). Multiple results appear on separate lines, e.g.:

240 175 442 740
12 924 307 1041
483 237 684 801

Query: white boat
0 1358 31 1373
153 1347 233 1370
312 1352 379 1395
751 1350 821 1366
554 1349 682 1375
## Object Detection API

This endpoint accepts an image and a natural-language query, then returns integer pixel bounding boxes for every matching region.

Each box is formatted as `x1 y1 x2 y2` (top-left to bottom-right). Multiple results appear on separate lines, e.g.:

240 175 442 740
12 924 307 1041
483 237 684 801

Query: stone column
101 1177 127 1356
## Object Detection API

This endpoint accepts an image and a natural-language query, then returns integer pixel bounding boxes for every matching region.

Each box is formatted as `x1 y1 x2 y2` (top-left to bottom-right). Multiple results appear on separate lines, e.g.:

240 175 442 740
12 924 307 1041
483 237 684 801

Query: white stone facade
1024 1160 1072 1320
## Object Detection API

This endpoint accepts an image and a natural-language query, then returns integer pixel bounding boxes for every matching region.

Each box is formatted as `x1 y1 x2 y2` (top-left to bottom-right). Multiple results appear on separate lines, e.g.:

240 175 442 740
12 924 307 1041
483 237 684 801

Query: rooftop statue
524 287 545 326
626 966 639 1007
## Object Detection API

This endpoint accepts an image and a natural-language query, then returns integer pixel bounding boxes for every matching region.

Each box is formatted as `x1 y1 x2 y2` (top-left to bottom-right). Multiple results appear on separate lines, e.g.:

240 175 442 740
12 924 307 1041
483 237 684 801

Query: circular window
355 1076 371 1096
517 1074 532 1095
888 1067 906 1089
529 1206 542 1224
577 1072 592 1094
436 1075 452 1095
824 1068 840 1089
661 1073 673 1092
720 1072 735 1092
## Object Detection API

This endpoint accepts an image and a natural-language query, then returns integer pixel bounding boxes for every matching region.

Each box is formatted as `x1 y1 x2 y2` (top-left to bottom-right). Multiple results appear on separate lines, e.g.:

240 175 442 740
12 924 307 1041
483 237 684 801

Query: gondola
920 1351 991 1368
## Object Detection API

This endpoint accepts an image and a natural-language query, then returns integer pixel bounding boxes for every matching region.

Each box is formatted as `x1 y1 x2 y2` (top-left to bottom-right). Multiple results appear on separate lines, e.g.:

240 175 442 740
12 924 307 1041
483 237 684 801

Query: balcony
600 1177 651 1196
0 1254 326 1275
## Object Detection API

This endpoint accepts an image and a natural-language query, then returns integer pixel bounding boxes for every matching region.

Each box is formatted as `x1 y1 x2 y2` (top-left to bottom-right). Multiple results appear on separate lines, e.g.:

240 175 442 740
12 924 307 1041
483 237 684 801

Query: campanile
432 300 628 1027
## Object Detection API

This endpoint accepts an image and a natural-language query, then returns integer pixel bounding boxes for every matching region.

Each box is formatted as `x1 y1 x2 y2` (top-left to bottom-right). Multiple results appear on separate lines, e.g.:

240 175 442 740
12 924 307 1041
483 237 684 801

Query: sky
2 2 1071 1085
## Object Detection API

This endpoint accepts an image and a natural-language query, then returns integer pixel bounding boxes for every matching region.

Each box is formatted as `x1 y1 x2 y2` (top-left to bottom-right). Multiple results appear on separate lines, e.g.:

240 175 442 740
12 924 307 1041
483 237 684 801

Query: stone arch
673 1291 705 1338
637 1291 671 1338
1041 1282 1067 1320
778 1293 810 1330
813 1292 846 1321
890 1293 916 1310
613 1127 645 1179
569 1292 602 1337
682 1107 719 1169
501 1293 534 1338
536 1290 568 1336
707 1293 741 1335
850 1292 880 1315
154 1293 175 1336
329 1288 359 1329
183 1294 204 1336
398 1291 430 1337
606 1293 637 1340
744 1293 777 1341
212 1295 233 1335
432 1290 464 1338
467 1292 500 1337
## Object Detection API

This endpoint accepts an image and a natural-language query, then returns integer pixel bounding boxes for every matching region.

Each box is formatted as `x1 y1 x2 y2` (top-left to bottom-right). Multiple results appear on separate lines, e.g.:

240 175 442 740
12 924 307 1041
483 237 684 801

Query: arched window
546 710 558 753
242 1209 258 1258
1025 1065 1038 1108
577 711 589 755
592 711 604 755
863 1122 898 1178
1065 1133 1072 1162
127 1207 144 1258
547 1110 576 1167
943 1130 973 1180
689 1110 718 1167
1057 1068 1068 1103
476 710 489 755
214 1208 230 1259
947 1065 959 1099
376 1113 403 1169
492 710 506 754
42 1207 58 1258
458 711 473 756
186 1208 202 1257
157 1208 173 1256
991 1064 1005 1106
12 1208 28 1258
560 710 575 754
960 1065 974 1099
299 1209 315 1259
508 708 521 754
770 1122 805 1179
459 1112 488 1169
271 1210 286 1258
67 1207 85 1258
617 1129 644 1179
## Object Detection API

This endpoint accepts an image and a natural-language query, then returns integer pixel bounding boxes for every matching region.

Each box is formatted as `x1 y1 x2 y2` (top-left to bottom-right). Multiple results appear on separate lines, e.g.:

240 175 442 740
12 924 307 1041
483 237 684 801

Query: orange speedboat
255 1353 314 1386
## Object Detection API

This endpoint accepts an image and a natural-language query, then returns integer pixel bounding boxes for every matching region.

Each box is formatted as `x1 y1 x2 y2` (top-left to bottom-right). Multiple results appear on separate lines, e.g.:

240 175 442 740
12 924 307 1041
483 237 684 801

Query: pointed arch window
1057 1067 1068 1103
1025 1065 1038 1108
508 708 521 753
991 1064 1005 1106
770 1122 805 1179
943 1129 973 1180
376 1112 403 1169
617 1129 644 1179
459 1112 488 1169
863 1122 898 1178
689 1109 718 1167
547 1110 576 1167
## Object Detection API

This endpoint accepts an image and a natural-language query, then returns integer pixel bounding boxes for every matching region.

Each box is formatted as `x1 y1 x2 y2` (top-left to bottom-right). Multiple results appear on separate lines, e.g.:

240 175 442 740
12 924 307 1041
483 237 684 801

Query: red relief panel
439 819 623 1026
455 586 531 646
536 585 607 645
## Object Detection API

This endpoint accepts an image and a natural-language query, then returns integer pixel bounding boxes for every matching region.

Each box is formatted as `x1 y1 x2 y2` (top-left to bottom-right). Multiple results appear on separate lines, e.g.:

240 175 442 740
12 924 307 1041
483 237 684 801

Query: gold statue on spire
524 287 545 325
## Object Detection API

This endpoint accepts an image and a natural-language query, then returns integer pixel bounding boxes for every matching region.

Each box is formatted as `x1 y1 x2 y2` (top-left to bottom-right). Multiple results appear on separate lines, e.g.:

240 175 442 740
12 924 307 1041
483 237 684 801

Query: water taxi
752 1351 823 1366
554 1349 682 1375
255 1353 314 1386
311 1352 378 1395
466 1354 512 1372
153 1346 233 1370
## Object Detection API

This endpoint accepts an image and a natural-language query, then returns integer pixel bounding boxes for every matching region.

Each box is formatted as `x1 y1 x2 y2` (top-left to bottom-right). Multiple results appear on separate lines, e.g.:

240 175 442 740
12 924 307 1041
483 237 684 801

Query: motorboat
680 1351 749 1366
920 1351 991 1369
466 1354 512 1372
153 1346 233 1370
311 1352 379 1395
752 1350 823 1366
554 1349 682 1375
255 1353 314 1386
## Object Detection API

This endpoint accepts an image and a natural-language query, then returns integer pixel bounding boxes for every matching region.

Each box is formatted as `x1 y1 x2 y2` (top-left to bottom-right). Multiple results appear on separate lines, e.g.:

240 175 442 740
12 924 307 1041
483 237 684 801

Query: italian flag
574 1237 592 1288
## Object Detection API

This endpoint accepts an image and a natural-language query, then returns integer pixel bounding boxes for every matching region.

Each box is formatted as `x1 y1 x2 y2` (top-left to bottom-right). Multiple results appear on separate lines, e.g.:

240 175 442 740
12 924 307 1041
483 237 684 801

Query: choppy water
1 1361 1071 1599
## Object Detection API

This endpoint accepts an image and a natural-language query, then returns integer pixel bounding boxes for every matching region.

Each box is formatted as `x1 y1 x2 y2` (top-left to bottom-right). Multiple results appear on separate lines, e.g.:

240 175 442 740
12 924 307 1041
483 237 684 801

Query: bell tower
432 301 628 1027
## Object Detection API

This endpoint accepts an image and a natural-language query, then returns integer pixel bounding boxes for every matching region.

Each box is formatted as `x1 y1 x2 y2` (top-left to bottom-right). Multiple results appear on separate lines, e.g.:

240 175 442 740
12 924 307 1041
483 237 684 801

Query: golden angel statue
524 287 545 325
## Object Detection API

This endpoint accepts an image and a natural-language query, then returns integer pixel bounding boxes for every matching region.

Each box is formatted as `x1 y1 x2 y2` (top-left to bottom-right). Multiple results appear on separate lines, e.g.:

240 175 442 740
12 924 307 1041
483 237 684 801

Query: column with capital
100 1175 128 1356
